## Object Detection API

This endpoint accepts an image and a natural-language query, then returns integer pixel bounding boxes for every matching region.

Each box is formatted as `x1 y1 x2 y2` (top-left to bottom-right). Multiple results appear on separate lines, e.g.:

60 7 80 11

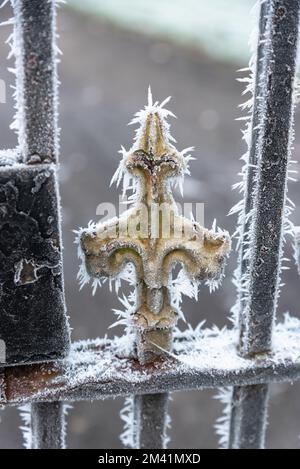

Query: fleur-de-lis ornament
78 89 231 364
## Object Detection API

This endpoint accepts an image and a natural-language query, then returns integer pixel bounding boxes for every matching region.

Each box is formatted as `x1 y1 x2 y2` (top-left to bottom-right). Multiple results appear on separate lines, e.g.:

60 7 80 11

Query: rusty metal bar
1 326 300 406
229 0 300 450
133 330 170 448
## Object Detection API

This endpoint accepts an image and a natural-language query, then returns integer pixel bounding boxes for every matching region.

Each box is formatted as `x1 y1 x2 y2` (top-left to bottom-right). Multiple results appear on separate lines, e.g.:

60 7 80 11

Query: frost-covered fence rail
2 321 300 405
1 0 300 450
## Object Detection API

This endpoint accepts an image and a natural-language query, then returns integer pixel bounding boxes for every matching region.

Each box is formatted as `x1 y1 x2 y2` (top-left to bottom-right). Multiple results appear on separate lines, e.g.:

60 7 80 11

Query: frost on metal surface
241 0 300 356
120 396 136 448
0 1 70 366
0 165 70 365
230 0 298 339
222 0 269 449
2 314 300 406
0 149 21 166
19 402 71 449
293 226 300 274
226 0 300 450
214 387 232 449
5 0 61 163
229 0 269 331
19 404 32 449
30 402 71 449
76 89 231 448
77 89 231 365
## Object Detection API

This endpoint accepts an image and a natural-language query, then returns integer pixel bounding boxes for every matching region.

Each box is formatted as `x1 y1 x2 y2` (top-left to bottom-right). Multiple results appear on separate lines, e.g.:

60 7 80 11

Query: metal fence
1 0 300 449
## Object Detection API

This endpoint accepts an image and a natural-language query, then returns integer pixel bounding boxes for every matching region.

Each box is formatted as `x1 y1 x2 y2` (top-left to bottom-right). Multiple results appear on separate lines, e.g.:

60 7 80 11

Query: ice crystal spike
78 92 231 364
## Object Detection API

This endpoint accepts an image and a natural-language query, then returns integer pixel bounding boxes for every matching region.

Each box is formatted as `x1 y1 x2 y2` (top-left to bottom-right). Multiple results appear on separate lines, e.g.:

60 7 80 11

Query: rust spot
4 361 62 402
27 52 38 70
14 259 38 285
277 6 286 18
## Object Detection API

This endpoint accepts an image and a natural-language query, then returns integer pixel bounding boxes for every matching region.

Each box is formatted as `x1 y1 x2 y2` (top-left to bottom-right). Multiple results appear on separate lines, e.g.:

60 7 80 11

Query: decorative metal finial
77 89 231 364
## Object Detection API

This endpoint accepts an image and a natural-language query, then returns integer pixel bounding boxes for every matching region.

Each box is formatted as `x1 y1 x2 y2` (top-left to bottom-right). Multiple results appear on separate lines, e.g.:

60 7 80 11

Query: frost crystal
120 396 135 448
214 387 232 449
229 0 264 328
19 404 32 449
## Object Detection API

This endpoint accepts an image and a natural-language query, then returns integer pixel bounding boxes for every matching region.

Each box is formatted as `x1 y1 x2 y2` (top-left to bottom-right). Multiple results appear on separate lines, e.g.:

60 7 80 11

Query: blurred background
0 0 300 449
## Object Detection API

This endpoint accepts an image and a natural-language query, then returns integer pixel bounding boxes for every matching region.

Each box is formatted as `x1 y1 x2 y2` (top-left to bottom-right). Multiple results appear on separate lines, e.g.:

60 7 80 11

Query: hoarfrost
111 87 194 201
19 404 32 449
120 396 135 449
76 88 230 446
230 0 299 341
1 0 62 162
0 148 21 166
214 387 232 449
8 314 300 407
18 402 71 449
62 404 72 449
229 0 263 329
293 226 300 274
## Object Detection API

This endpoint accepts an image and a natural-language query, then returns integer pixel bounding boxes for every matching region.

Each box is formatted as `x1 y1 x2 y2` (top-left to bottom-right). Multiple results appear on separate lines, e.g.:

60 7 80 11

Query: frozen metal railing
0 0 300 450
229 0 300 449
229 0 271 449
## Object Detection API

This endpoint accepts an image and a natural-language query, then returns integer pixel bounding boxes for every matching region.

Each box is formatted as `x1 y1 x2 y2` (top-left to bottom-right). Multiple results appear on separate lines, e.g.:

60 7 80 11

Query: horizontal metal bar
1 320 300 406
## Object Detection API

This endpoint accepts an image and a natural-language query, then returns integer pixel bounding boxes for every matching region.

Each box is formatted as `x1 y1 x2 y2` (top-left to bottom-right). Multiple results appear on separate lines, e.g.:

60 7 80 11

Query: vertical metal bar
12 1 66 449
132 296 171 446
229 384 269 449
229 0 300 449
238 0 270 337
229 1 271 450
13 0 58 163
133 393 169 449
243 0 300 355
31 402 66 449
